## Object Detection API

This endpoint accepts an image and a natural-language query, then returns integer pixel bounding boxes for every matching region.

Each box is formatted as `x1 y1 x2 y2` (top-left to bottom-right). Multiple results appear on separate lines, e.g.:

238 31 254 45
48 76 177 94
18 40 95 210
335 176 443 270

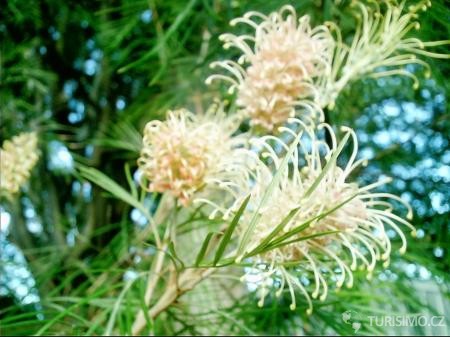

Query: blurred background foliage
0 0 449 335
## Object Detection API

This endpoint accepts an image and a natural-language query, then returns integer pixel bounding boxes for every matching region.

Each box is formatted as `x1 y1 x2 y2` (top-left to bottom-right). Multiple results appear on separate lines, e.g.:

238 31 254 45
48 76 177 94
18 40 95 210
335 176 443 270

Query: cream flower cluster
0 132 39 194
317 0 449 108
206 5 333 130
208 2 448 124
136 1 447 313
224 120 415 313
138 106 254 206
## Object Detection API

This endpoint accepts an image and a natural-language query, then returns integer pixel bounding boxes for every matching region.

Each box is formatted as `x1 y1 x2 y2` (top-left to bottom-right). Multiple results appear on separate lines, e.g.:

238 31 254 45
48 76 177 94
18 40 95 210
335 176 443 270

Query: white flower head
137 104 253 206
0 132 40 195
211 120 415 313
206 5 333 130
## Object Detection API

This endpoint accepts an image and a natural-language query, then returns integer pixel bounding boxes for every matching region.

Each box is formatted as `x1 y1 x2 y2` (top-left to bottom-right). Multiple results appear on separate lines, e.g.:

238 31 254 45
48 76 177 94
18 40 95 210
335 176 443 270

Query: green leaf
268 193 358 248
168 241 185 269
77 165 152 222
104 280 136 336
124 162 138 199
118 0 198 73
246 206 302 257
194 232 217 267
236 135 302 260
214 194 251 265
267 230 339 252
303 131 350 199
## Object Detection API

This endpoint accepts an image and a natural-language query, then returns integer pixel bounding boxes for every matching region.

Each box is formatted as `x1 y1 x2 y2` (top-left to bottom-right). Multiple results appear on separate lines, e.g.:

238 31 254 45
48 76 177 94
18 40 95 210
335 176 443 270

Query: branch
132 267 215 335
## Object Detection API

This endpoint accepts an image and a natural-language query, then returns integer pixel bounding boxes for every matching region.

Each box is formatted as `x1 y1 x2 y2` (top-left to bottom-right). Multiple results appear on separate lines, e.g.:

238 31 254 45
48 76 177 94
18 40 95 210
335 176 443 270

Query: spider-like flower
0 132 39 194
210 120 415 313
137 106 253 206
206 5 333 130
317 0 450 108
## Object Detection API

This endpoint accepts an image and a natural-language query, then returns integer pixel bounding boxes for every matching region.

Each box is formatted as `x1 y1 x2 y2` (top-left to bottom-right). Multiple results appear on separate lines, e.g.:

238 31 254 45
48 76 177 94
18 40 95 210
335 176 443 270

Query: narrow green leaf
194 232 216 267
246 206 301 257
124 162 138 199
168 241 185 269
237 135 302 259
214 194 251 265
104 280 135 336
304 131 350 198
268 193 358 248
201 256 240 268
93 138 139 152
267 230 339 251
77 165 151 222
118 0 197 73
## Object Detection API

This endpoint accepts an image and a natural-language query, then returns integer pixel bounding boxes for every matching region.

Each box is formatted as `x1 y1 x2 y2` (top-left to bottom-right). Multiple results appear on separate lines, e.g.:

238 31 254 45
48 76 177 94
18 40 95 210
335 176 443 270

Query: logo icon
342 310 362 333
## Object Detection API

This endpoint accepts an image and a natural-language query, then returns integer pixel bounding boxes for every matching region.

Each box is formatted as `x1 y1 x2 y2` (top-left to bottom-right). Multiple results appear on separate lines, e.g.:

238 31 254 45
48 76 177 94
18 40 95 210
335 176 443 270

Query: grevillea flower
0 132 39 194
137 105 254 206
206 5 333 130
208 120 415 313
317 0 450 108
